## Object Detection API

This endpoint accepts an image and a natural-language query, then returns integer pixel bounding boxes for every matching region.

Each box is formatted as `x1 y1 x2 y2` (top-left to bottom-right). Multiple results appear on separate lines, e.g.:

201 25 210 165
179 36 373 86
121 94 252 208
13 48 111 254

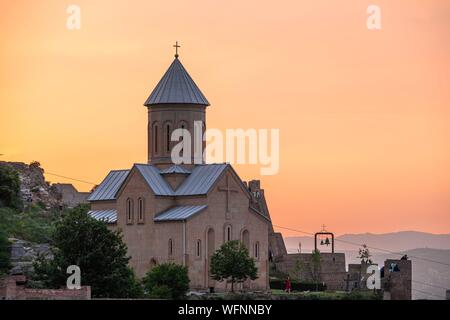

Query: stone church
87 50 271 291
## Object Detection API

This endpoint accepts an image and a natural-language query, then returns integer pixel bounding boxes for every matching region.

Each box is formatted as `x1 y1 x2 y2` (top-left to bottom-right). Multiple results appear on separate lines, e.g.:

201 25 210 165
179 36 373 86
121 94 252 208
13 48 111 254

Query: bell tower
144 43 210 166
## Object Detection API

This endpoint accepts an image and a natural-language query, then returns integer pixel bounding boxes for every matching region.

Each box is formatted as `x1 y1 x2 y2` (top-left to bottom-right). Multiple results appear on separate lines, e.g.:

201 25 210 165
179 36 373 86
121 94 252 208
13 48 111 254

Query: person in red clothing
284 276 292 293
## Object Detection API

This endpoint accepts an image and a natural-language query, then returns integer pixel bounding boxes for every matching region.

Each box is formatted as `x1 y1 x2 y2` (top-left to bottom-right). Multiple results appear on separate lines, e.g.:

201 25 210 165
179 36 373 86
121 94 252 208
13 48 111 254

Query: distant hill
360 248 450 300
283 232 450 300
284 231 450 253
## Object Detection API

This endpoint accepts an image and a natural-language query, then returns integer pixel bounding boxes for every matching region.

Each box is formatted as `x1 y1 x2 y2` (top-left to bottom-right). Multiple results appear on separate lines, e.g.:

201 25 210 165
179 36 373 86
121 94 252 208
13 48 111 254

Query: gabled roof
87 170 129 201
134 164 174 196
144 58 210 106
88 209 117 224
160 164 191 175
154 205 208 222
174 164 228 196
89 163 230 201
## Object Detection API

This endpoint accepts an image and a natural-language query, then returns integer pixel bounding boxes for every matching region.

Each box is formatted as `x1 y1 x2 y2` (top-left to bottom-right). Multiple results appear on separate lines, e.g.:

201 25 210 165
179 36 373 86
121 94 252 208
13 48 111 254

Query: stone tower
144 52 210 166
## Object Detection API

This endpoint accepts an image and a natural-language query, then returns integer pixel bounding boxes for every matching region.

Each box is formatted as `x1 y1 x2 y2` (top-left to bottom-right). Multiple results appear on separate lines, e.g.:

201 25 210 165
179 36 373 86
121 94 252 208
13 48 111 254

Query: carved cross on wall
218 175 239 213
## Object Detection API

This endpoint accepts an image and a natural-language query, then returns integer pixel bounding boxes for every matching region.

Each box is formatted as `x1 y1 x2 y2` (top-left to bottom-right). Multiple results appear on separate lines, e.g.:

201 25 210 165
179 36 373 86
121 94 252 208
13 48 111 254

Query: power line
38 170 450 269
413 288 446 300
273 224 450 268
413 280 448 291
45 171 97 185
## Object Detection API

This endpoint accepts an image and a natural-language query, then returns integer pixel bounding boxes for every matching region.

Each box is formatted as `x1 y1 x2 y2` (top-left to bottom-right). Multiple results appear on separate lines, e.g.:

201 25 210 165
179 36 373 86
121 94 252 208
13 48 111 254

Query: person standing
284 276 292 293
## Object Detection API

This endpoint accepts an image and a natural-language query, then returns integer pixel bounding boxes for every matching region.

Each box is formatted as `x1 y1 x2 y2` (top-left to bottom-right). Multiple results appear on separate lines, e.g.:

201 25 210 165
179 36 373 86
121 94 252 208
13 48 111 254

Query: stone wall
0 275 91 300
274 252 347 291
382 259 412 300
53 183 89 208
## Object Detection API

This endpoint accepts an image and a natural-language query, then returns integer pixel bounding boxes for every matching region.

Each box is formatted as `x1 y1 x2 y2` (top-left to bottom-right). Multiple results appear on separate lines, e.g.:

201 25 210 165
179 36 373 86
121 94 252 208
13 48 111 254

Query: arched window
168 239 173 256
241 229 250 250
165 123 172 153
225 225 232 242
196 239 201 258
178 121 188 140
126 198 133 224
138 197 144 223
153 123 159 154
254 241 260 260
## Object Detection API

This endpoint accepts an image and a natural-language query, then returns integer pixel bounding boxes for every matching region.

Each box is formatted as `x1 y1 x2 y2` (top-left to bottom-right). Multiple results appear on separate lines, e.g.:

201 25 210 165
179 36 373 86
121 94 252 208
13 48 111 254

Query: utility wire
41 170 450 269
45 171 97 185
273 224 450 268
413 288 446 300
412 280 448 291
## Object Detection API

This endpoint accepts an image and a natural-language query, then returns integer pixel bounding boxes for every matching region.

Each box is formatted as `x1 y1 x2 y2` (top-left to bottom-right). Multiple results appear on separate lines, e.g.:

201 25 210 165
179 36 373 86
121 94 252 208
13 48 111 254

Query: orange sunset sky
1 0 449 236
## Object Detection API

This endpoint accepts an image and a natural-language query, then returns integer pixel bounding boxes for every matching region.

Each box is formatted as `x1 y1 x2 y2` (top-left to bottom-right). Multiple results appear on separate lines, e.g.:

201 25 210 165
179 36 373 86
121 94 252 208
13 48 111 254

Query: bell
325 237 330 246
320 240 324 245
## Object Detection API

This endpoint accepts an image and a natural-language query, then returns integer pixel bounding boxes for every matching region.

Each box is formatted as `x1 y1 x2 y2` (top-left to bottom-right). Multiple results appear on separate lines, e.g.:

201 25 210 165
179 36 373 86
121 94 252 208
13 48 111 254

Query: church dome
144 57 210 107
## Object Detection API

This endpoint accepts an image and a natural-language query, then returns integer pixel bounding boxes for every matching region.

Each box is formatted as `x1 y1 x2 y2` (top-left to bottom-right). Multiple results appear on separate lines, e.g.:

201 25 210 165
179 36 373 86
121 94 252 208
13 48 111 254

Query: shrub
0 229 10 276
142 263 189 299
0 165 22 210
269 279 327 292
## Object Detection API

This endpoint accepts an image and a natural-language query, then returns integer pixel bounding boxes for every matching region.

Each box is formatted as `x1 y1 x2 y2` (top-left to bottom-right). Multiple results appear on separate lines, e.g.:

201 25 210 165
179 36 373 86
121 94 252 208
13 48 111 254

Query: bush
142 263 189 299
0 165 22 210
0 229 10 276
0 206 58 243
269 279 327 292
148 285 173 299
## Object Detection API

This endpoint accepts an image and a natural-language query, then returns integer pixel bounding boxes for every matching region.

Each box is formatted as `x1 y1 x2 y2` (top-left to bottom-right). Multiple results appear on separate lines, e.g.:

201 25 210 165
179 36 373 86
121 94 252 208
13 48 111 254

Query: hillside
0 161 63 209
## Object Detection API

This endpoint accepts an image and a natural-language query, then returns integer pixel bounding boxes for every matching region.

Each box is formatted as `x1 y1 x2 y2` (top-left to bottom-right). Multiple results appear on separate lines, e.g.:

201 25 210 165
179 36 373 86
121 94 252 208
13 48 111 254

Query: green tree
142 263 189 299
0 165 22 210
309 249 322 291
0 229 10 276
293 257 307 282
32 206 142 298
210 240 258 292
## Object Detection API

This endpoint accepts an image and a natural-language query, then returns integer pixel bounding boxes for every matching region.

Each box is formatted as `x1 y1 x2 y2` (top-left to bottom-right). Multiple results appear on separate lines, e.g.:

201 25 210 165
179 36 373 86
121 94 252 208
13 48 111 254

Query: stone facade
87 55 270 292
92 165 270 291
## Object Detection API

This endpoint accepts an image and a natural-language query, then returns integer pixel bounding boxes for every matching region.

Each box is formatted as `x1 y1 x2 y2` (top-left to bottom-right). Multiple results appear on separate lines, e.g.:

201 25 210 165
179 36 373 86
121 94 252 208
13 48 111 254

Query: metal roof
154 205 207 222
87 170 129 201
135 164 174 196
88 209 117 224
89 164 228 201
160 165 191 175
144 58 210 106
174 164 228 196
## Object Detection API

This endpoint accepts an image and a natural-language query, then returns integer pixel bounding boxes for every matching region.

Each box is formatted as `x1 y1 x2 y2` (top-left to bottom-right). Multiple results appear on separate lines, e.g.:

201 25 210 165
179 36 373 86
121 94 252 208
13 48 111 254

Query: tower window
153 123 159 154
165 123 171 152
254 242 260 260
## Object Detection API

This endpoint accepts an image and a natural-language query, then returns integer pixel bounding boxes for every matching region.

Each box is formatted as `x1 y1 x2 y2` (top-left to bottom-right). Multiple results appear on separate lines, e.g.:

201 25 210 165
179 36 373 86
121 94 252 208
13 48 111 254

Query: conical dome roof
144 57 209 106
